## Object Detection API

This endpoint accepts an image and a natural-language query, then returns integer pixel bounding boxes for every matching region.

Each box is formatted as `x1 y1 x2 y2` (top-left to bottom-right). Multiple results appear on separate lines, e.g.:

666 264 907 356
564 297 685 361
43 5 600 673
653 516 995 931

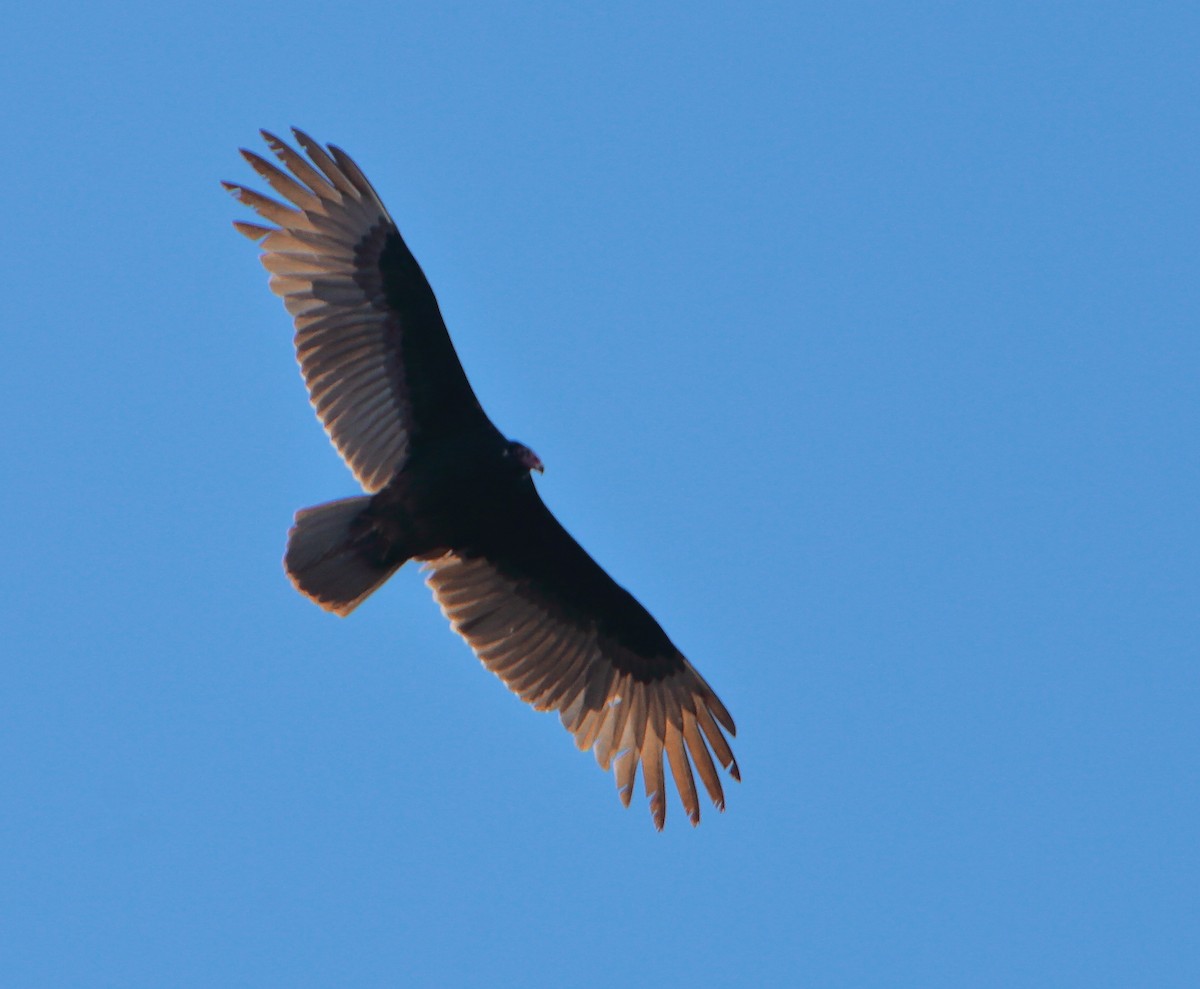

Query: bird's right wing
225 129 490 492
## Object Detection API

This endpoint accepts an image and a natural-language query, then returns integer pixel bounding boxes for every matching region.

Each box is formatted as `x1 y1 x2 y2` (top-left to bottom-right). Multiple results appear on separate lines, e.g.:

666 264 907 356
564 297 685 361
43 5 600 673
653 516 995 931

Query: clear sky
3 2 1197 986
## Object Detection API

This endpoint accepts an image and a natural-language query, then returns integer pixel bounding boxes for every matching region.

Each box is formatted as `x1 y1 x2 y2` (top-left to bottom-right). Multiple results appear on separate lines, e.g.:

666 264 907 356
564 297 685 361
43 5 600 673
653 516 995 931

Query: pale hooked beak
513 442 544 474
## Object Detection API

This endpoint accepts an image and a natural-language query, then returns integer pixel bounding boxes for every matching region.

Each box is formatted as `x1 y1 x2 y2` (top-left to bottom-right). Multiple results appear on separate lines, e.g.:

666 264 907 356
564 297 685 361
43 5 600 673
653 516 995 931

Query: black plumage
226 129 739 827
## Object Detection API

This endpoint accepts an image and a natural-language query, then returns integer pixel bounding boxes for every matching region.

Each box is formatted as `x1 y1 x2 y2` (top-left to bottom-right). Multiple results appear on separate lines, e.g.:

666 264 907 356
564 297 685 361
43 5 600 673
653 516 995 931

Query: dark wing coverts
223 129 485 491
421 489 739 829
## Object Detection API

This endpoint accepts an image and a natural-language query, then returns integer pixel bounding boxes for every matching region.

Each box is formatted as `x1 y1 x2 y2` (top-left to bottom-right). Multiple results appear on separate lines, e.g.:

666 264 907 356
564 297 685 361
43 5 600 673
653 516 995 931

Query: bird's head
505 440 544 475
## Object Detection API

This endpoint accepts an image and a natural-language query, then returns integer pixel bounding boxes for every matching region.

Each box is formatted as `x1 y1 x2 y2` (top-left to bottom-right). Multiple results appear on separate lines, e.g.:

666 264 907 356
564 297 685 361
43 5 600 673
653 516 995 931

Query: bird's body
227 130 738 827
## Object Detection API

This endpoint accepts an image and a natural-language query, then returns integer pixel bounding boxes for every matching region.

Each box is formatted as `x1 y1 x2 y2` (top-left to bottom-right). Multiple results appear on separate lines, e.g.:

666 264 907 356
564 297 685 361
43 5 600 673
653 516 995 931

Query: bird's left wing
420 487 739 828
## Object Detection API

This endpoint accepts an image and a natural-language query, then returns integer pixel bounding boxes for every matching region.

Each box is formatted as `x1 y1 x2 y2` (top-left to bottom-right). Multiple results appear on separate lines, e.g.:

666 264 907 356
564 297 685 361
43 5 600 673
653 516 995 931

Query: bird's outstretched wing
420 485 739 829
225 129 489 492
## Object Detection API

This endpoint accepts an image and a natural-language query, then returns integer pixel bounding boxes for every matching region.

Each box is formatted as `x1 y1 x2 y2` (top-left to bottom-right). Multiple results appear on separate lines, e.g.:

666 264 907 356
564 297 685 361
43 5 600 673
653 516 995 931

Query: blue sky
3 2 1197 986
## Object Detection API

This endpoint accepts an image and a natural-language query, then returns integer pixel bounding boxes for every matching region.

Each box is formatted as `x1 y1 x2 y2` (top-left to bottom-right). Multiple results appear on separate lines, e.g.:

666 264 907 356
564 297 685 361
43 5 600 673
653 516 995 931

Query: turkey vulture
225 129 739 828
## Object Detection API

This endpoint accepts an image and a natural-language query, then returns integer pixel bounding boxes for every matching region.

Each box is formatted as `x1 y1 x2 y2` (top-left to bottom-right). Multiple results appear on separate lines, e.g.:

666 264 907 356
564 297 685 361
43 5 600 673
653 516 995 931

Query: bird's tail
284 496 405 616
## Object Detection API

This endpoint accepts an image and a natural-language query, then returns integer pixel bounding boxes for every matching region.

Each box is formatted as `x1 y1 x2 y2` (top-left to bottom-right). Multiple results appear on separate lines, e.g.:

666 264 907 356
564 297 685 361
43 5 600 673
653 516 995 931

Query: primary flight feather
226 129 739 828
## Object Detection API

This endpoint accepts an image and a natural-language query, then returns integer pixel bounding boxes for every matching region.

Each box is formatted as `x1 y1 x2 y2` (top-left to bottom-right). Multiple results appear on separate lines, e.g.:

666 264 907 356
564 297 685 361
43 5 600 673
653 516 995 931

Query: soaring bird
225 130 739 828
